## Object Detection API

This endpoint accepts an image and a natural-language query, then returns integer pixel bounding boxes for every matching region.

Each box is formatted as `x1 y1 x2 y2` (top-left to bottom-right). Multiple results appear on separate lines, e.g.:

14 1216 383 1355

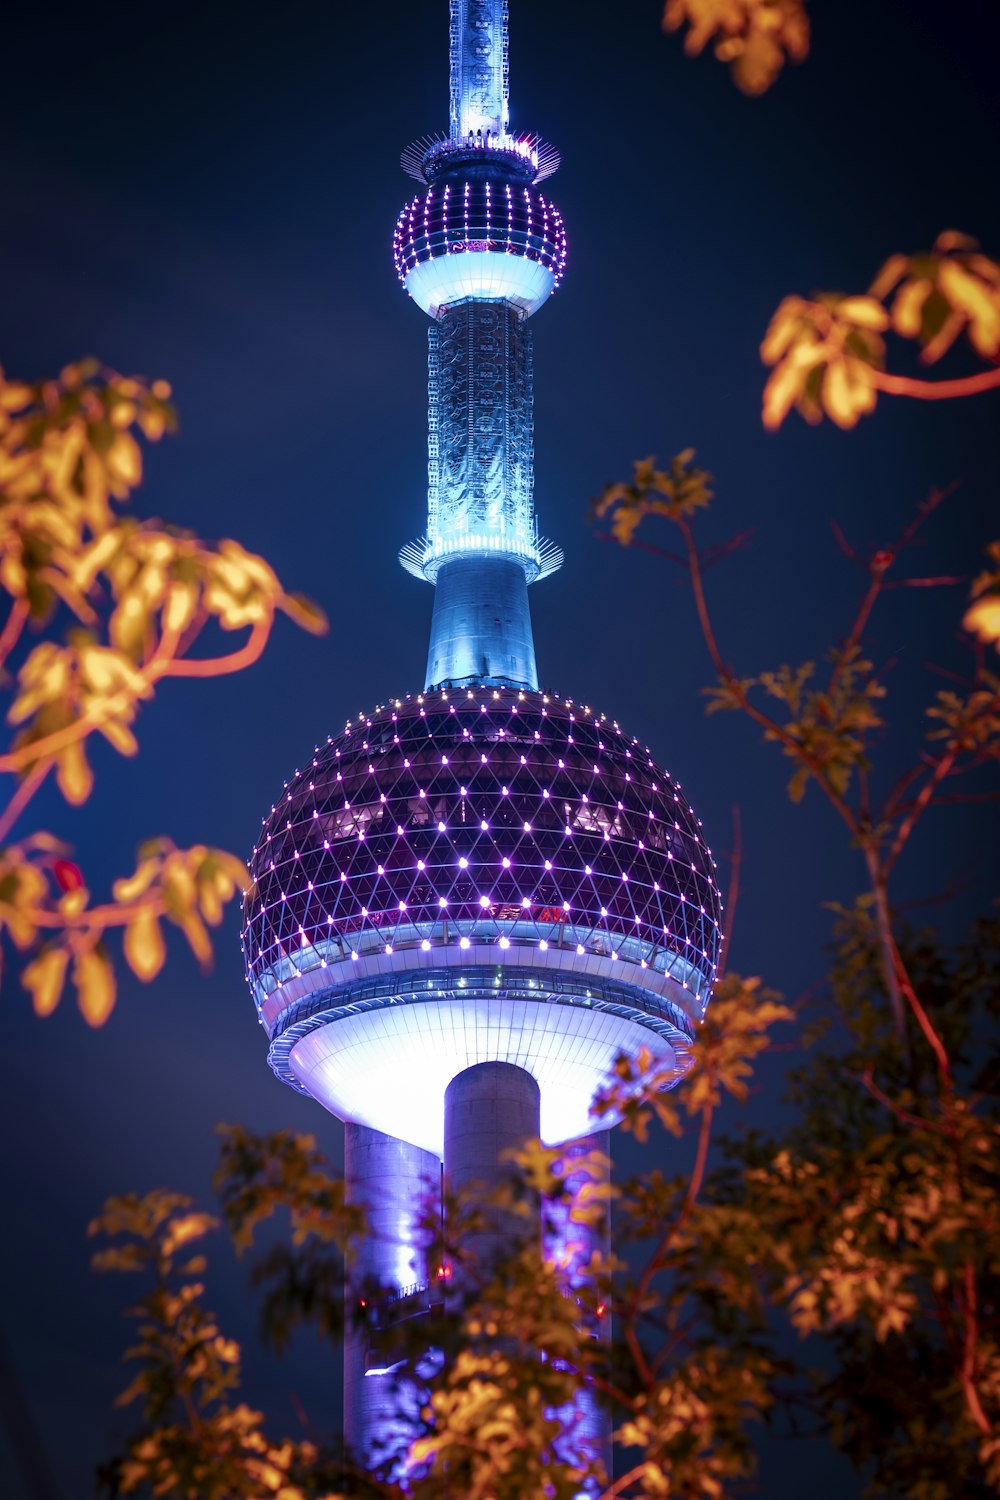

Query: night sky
1 2 997 1496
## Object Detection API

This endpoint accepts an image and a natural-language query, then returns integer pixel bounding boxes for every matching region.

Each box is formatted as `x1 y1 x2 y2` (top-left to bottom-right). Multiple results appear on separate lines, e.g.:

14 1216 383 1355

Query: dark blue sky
1 2 997 1496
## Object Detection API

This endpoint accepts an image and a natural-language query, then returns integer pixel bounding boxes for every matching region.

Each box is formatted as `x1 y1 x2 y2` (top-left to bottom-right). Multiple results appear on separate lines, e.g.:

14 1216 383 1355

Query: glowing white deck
404 252 555 317
287 993 683 1156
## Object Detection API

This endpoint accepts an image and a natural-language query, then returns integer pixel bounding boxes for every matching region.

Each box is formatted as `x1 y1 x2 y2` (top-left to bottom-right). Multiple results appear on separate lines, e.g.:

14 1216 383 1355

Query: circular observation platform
243 688 721 1154
394 181 567 317
400 133 561 187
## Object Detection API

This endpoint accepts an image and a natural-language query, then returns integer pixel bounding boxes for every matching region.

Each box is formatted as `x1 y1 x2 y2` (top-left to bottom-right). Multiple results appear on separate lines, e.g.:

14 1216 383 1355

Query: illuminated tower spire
243 0 723 1483
449 0 509 143
397 0 565 692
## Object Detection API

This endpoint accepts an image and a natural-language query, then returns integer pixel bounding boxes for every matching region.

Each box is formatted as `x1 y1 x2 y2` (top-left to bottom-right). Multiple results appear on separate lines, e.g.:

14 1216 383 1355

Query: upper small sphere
394 181 567 318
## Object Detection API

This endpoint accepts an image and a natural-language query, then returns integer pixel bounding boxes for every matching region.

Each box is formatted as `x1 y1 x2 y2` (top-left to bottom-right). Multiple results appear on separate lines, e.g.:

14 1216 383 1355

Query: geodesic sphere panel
244 688 722 1020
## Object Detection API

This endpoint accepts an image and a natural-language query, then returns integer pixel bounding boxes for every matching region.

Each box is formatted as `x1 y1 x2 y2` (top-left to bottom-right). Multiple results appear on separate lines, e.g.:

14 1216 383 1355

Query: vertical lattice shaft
427 300 534 554
449 0 510 142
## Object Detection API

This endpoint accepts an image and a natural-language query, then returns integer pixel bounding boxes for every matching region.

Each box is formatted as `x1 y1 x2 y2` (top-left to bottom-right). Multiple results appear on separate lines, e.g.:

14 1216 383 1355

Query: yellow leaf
123 908 166 982
823 360 866 430
181 912 213 968
280 592 329 636
98 719 139 756
939 259 1000 357
760 296 807 363
0 381 33 412
890 279 928 339
837 296 890 331
113 859 160 903
105 432 142 491
732 26 783 96
163 581 199 636
762 363 801 431
964 595 1000 649
74 947 116 1027
57 742 93 805
22 946 70 1017
869 252 909 300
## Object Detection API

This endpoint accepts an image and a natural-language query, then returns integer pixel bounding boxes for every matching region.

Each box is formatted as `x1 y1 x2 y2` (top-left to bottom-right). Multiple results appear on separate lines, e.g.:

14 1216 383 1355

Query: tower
242 0 722 1478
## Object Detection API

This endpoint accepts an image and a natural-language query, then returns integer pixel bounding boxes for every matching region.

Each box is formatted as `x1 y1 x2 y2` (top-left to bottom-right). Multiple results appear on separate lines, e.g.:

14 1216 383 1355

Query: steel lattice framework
245 689 720 1018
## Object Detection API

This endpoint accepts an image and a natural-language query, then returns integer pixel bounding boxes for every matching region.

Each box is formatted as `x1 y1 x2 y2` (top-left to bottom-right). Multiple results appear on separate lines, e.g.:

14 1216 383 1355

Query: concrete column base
444 1060 541 1275
343 1123 440 1469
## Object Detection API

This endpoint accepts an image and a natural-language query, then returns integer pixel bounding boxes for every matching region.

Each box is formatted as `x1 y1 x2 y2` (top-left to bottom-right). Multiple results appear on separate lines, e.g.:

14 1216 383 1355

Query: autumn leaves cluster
0 361 325 1023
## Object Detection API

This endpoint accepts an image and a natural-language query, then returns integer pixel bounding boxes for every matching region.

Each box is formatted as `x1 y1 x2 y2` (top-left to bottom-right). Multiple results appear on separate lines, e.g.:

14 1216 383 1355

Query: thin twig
677 514 857 833
599 1459 658 1499
0 599 28 676
883 575 965 589
883 748 959 878
716 804 741 983
858 1067 949 1136
592 530 686 569
960 1260 991 1435
0 764 49 845
0 618 271 775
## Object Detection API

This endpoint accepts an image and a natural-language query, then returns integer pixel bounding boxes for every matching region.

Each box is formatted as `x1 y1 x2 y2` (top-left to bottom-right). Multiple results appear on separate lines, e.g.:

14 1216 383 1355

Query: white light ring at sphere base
256 937 705 1035
403 252 556 318
281 994 688 1156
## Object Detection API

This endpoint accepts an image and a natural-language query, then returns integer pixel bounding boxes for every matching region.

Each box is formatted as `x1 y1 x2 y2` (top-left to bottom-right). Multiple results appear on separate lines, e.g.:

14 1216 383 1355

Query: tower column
547 1133 614 1487
343 1124 440 1468
444 1061 540 1274
425 555 537 689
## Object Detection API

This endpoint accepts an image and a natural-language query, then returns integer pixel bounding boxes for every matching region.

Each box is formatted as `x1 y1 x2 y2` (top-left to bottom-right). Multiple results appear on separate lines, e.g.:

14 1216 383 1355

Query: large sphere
393 181 567 317
243 687 722 1151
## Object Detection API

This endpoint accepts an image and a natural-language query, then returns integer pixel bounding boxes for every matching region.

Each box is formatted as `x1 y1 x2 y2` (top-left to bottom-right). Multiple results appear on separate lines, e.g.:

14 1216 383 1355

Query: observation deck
243 688 722 1153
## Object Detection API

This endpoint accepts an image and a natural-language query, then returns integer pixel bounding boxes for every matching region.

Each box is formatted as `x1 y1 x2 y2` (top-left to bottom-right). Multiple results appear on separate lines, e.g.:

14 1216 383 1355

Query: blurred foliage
761 232 1000 429
96 911 1000 1495
0 359 325 1024
591 452 714 547
662 0 809 95
89 1193 351 1499
965 541 1000 655
92 350 1000 1499
586 458 1000 1489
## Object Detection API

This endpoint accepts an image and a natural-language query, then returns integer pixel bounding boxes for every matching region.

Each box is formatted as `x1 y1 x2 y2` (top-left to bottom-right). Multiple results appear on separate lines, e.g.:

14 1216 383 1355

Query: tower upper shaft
449 0 510 143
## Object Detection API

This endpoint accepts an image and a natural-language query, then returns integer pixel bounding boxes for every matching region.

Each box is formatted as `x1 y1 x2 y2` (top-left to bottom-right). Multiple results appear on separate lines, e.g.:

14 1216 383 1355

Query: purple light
246 690 721 1011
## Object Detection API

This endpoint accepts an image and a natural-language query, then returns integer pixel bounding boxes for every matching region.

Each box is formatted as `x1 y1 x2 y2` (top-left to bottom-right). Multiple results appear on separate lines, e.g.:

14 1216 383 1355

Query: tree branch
0 764 49 845
0 599 28 676
872 366 1000 401
717 804 741 983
